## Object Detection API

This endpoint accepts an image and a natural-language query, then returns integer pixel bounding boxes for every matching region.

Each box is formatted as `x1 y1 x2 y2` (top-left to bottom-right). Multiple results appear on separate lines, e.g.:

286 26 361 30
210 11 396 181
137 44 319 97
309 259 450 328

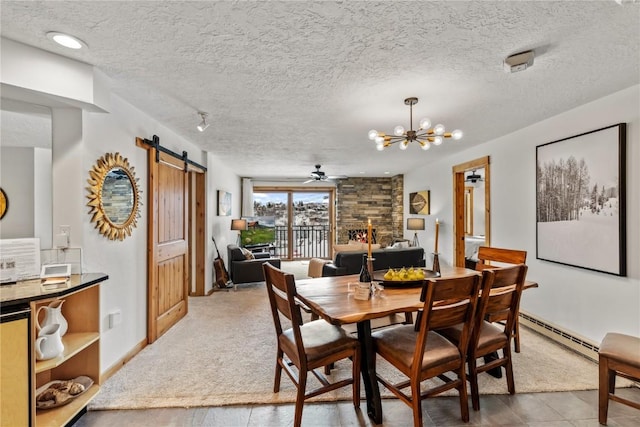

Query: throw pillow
391 241 410 249
240 247 255 260
334 243 381 253
334 244 361 253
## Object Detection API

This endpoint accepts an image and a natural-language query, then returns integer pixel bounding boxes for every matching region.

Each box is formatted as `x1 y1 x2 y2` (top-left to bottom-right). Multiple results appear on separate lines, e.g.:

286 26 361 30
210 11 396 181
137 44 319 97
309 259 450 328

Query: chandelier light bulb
375 135 384 144
421 142 431 150
368 129 379 140
433 136 444 145
419 118 431 130
434 124 445 135
393 125 405 136
399 140 409 150
451 129 463 140
376 142 385 151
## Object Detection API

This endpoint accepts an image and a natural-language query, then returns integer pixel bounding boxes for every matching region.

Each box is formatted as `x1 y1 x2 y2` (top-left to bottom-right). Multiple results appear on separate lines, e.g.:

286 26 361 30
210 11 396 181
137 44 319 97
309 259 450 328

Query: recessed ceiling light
46 32 87 50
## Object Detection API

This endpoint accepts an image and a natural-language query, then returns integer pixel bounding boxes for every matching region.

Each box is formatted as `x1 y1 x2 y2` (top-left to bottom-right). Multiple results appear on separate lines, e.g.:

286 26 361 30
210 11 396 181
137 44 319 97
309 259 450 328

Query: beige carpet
90 282 609 410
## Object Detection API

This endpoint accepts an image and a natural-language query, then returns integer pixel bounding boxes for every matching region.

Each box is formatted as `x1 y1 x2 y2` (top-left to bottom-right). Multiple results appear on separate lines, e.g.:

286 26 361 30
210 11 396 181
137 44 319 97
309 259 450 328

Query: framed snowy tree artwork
536 123 627 276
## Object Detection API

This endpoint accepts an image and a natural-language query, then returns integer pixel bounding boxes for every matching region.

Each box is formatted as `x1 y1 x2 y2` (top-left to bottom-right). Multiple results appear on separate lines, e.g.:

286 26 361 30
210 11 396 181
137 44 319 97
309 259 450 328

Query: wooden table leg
357 320 383 424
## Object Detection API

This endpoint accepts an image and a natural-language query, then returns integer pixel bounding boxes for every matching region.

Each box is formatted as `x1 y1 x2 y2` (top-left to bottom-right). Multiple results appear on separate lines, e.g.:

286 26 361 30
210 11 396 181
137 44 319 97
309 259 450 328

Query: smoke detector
503 50 535 73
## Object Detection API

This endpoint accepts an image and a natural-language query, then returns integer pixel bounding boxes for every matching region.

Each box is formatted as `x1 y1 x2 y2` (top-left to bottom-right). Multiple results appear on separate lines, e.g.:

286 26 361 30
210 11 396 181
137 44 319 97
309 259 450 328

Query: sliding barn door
147 150 189 343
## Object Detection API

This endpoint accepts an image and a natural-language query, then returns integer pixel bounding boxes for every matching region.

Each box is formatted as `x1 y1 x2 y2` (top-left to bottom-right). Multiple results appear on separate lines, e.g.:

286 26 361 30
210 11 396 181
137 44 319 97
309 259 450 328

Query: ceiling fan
303 164 347 184
465 170 484 183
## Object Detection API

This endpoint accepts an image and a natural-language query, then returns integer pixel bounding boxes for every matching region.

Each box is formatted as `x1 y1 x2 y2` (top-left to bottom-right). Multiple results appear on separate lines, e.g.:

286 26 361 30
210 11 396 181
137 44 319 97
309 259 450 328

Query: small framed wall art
409 190 430 215
536 123 626 276
217 190 231 216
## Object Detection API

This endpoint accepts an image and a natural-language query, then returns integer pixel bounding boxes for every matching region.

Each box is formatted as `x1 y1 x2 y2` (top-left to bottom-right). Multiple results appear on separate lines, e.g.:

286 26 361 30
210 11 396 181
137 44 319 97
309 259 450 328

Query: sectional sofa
322 246 426 277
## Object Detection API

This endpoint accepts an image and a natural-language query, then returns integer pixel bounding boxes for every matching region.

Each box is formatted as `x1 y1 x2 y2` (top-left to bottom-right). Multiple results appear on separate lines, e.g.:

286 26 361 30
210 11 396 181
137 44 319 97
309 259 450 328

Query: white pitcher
37 300 68 336
35 323 64 360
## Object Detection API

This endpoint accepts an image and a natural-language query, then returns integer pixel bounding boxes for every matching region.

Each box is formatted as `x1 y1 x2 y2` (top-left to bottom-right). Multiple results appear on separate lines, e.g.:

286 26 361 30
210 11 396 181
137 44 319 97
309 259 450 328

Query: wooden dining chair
262 262 361 427
598 332 640 425
372 274 482 427
440 264 528 411
475 246 527 270
475 246 527 353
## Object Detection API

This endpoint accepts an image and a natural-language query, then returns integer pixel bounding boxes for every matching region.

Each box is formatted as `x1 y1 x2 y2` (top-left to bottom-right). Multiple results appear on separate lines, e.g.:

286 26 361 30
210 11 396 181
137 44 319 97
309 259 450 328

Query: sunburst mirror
86 152 141 241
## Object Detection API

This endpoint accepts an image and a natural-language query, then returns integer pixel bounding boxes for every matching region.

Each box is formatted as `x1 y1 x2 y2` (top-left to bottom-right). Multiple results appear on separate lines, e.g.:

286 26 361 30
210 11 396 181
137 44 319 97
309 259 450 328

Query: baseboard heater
520 311 640 389
519 311 600 362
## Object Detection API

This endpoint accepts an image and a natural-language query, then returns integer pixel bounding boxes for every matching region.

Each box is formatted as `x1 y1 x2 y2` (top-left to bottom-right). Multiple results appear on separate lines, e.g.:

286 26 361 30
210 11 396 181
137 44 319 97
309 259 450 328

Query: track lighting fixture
196 112 209 132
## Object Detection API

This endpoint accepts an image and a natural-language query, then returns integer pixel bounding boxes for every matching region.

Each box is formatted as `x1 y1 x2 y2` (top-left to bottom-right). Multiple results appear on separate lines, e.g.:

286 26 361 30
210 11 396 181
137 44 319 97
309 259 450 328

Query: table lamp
230 219 247 246
407 218 425 247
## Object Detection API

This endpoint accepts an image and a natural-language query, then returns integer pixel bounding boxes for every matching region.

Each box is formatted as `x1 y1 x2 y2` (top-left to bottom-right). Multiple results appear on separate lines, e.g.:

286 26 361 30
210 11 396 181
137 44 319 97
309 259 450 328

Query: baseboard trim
100 338 147 384
519 311 599 362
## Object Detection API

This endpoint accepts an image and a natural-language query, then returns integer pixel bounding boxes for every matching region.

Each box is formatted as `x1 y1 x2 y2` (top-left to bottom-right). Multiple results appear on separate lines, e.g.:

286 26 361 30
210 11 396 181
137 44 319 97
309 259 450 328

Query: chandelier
368 97 463 151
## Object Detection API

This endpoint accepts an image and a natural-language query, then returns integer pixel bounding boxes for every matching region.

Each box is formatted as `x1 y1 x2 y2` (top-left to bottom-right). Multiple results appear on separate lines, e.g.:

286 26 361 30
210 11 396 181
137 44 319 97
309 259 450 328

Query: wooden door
147 150 189 343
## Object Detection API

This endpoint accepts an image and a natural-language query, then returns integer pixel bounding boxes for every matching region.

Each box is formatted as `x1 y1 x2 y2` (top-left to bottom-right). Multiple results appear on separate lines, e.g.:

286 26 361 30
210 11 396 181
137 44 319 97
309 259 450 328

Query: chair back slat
485 294 514 315
429 300 472 330
476 246 527 270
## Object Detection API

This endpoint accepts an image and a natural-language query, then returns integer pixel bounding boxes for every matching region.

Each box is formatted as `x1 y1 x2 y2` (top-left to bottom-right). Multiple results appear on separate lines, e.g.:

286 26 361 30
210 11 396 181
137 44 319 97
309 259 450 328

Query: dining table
295 265 538 424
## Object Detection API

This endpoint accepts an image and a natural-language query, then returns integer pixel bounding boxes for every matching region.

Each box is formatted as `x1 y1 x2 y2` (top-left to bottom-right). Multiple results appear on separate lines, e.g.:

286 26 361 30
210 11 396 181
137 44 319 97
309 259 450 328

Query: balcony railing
273 225 330 260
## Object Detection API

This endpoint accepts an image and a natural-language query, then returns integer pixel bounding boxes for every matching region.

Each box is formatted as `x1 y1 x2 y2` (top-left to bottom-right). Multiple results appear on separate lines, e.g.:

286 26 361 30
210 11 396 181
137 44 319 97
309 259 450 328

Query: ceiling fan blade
302 179 315 184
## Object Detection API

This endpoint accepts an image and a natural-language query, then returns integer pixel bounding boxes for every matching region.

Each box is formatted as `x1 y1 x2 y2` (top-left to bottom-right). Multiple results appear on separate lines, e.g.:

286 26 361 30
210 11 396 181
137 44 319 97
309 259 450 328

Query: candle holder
432 253 440 274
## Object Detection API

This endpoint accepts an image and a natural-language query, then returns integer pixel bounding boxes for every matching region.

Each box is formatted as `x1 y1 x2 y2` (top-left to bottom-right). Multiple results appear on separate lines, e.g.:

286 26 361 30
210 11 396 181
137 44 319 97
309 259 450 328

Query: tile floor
74 387 640 426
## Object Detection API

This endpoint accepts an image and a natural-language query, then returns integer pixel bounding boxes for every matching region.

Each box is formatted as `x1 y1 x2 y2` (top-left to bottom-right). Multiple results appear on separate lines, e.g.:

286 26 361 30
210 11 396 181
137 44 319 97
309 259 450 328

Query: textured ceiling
1 1 639 180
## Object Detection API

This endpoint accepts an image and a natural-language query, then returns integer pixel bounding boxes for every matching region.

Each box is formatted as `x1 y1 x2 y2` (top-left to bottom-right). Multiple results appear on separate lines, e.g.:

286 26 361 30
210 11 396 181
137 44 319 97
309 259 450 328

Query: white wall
0 147 34 238
33 147 52 248
1 38 109 112
404 85 640 344
206 153 242 293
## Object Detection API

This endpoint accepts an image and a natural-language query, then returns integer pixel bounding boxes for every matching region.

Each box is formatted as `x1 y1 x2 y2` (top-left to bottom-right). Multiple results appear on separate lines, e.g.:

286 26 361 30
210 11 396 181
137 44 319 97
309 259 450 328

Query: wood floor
74 387 640 426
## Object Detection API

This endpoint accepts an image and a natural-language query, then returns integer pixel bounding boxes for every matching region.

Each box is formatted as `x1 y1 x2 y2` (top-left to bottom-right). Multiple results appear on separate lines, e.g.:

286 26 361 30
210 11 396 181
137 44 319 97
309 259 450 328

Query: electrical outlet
56 226 71 248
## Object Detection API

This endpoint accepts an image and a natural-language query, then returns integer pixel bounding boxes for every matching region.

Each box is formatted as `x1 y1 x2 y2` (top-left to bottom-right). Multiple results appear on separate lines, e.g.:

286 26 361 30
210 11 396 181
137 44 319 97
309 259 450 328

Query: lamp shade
407 218 425 231
230 219 247 231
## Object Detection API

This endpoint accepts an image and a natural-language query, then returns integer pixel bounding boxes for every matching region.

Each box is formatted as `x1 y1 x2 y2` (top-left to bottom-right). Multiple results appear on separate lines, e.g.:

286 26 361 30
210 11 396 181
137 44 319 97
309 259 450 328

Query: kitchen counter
0 273 108 308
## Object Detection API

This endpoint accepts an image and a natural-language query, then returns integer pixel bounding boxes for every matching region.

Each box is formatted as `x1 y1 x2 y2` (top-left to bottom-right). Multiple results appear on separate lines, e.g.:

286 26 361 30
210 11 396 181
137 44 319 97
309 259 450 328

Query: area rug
90 283 608 410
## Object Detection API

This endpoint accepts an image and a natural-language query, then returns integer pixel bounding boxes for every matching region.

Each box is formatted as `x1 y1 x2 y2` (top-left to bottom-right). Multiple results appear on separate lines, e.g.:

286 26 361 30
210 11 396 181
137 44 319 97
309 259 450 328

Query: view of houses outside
253 192 331 258
253 192 330 225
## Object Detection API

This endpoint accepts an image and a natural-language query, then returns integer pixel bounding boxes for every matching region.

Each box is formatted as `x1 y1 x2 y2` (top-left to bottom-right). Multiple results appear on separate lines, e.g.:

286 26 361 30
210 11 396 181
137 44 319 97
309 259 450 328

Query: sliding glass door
253 188 334 260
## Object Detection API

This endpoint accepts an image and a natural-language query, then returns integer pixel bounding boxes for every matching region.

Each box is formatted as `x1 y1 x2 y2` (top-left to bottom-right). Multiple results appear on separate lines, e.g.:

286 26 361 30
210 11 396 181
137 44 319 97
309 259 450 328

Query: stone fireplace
336 175 404 247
